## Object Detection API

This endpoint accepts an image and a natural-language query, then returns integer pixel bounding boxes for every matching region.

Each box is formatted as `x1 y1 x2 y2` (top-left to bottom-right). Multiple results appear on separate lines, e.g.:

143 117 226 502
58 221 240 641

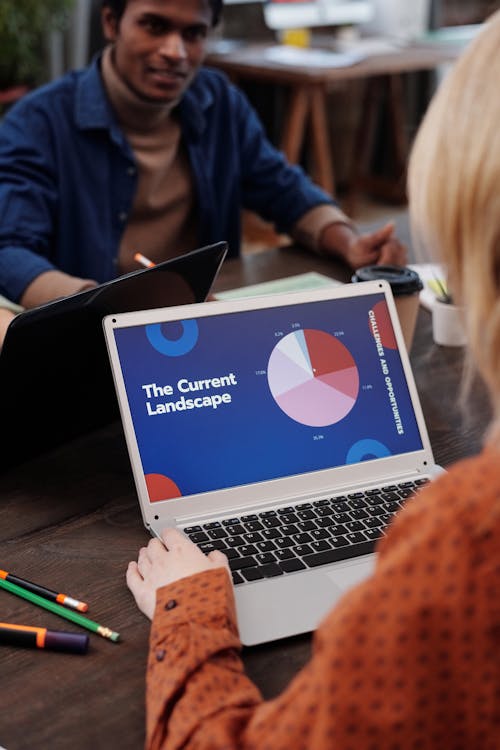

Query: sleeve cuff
290 204 355 253
20 270 97 308
151 567 239 639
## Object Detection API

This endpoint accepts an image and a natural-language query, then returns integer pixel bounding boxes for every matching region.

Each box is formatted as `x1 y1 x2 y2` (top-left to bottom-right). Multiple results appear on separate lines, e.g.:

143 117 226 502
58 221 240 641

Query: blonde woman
127 12 500 749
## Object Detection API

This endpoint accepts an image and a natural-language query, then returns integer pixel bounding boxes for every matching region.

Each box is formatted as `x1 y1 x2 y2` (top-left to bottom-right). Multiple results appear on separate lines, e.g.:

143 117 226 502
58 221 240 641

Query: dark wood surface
0 247 492 750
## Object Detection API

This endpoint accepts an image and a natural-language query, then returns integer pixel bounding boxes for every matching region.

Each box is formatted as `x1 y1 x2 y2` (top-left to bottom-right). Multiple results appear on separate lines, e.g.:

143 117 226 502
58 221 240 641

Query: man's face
102 0 213 104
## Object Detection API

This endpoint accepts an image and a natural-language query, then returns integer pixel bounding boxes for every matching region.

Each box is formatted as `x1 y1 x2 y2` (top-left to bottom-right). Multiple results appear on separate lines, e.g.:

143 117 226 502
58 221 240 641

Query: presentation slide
114 292 423 502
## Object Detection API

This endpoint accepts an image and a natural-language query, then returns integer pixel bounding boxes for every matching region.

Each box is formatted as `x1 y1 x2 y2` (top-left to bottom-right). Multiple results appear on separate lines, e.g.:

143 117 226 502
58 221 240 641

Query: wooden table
206 40 469 208
0 247 492 750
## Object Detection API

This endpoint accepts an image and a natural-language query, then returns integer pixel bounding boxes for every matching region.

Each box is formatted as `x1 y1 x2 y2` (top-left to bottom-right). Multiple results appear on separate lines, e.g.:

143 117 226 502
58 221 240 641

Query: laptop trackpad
236 557 374 647
324 557 374 591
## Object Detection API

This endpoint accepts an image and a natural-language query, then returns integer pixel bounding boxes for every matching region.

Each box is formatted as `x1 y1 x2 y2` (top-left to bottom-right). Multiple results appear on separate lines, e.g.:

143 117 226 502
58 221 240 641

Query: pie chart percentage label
267 329 359 427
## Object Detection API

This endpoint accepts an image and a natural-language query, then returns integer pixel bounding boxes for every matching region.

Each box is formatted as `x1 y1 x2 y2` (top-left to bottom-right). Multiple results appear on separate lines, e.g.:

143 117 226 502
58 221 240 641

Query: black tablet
0 242 228 471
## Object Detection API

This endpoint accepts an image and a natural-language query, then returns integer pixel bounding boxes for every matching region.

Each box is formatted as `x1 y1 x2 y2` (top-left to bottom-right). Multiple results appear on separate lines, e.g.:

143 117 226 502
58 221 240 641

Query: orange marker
0 569 88 613
134 252 155 269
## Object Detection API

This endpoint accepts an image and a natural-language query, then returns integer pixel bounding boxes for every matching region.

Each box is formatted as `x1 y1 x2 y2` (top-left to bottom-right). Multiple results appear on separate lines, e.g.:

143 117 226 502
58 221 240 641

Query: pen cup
351 265 423 351
432 298 467 347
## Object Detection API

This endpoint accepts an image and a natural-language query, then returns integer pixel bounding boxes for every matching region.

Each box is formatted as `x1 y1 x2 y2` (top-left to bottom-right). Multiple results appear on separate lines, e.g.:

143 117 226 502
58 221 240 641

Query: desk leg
281 83 335 196
343 76 381 216
281 85 310 166
344 74 408 216
309 82 335 195
386 74 407 181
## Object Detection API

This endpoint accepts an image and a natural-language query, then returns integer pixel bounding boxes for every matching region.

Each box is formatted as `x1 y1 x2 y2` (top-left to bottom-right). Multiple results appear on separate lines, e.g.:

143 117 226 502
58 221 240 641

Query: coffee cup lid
351 265 423 296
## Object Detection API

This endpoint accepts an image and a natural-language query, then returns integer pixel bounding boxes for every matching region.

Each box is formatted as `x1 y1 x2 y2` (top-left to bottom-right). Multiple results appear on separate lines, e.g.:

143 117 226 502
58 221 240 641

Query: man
0 0 405 338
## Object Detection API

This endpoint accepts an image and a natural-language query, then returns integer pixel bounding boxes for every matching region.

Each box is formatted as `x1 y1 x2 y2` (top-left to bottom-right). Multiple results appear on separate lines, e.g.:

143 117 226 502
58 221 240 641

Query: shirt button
155 649 166 662
127 166 136 176
165 599 177 611
118 211 127 222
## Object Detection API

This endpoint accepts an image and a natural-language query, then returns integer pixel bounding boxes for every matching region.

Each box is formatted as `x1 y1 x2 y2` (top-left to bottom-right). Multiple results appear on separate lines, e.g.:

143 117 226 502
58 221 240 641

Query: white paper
263 46 365 68
214 271 342 300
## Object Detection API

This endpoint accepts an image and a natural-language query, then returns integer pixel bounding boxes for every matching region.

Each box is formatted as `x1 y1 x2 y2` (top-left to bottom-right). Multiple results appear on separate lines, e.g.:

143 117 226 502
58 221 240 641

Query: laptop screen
0 241 227 471
112 291 423 502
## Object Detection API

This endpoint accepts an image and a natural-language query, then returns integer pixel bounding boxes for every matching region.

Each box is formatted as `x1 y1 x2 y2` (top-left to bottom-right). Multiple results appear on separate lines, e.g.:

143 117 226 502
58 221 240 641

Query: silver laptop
104 280 440 645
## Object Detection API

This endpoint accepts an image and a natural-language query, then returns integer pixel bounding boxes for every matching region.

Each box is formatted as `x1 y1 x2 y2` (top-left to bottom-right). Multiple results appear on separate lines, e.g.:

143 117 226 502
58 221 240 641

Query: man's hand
126 528 230 620
20 270 98 309
320 221 407 270
0 308 16 349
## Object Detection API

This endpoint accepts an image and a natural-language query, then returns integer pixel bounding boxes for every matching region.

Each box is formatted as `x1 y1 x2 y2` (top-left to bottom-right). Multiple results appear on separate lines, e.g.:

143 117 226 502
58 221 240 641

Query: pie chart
267 329 359 427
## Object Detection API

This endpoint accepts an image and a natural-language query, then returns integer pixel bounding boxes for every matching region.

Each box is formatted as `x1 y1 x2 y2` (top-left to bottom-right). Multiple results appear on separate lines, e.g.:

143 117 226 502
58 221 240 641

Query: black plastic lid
351 265 423 296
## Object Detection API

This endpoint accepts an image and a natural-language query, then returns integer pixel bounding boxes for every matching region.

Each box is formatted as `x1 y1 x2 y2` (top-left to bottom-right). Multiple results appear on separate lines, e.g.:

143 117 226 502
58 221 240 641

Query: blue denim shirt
0 57 334 302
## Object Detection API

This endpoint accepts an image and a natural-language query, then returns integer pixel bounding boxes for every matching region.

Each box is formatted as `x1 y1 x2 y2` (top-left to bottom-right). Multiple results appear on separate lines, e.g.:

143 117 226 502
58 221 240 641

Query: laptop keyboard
182 478 429 585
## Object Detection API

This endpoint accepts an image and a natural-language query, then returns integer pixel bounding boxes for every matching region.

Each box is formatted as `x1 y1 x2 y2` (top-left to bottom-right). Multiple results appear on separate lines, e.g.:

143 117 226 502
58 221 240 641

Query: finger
126 560 144 592
137 546 153 572
364 221 396 246
359 245 380 260
146 537 170 559
208 550 229 567
378 240 407 267
126 562 155 620
350 245 380 270
161 527 193 550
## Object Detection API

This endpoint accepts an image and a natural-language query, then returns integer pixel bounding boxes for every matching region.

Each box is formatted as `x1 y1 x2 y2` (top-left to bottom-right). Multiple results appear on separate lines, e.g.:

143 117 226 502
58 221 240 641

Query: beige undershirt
101 46 198 274
101 45 352 266
292 203 354 253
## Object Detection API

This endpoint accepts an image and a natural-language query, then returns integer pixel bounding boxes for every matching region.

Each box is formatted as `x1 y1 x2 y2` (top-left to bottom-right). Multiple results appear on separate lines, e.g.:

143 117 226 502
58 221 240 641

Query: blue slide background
114 293 423 499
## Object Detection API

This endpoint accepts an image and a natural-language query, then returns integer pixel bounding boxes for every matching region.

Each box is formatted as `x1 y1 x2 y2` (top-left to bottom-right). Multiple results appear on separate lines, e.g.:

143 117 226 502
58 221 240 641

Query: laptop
104 279 440 645
0 242 227 472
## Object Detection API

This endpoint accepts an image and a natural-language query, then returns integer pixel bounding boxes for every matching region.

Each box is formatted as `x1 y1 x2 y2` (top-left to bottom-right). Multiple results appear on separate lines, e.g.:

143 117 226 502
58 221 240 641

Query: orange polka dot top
145 444 500 750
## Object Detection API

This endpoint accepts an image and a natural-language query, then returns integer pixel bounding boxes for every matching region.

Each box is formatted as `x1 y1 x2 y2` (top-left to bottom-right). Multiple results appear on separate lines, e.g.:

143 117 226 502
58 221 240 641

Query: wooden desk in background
0 247 492 750
206 41 468 211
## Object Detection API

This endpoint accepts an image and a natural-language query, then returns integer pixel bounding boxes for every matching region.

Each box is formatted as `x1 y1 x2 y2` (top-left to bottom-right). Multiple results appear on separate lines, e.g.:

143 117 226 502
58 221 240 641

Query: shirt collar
178 71 214 141
74 54 115 130
74 53 214 143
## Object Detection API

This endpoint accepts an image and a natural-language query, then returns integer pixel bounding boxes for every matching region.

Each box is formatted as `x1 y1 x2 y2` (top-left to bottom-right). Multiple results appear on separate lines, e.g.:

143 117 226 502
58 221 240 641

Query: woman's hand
126 528 230 620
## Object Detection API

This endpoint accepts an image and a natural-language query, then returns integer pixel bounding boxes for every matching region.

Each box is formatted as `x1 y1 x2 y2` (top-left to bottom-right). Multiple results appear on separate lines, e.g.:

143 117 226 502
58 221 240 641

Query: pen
134 252 155 268
0 578 120 643
0 568 88 612
0 622 89 654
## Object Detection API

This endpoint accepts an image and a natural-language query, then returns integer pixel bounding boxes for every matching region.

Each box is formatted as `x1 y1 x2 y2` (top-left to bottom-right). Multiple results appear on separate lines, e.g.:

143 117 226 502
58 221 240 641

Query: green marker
0 577 120 643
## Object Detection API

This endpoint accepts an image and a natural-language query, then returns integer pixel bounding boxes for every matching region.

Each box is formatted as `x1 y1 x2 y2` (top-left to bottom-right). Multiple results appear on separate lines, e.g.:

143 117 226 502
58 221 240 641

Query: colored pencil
430 273 452 304
0 578 120 643
0 622 89 654
0 568 88 612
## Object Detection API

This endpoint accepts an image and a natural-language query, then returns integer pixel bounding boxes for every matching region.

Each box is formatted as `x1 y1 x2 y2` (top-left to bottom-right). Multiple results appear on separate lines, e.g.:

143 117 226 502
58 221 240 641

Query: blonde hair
408 10 500 419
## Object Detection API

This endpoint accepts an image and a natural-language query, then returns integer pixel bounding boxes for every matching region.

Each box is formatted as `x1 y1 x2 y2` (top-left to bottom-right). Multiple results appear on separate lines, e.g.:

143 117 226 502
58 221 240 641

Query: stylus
134 252 155 269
